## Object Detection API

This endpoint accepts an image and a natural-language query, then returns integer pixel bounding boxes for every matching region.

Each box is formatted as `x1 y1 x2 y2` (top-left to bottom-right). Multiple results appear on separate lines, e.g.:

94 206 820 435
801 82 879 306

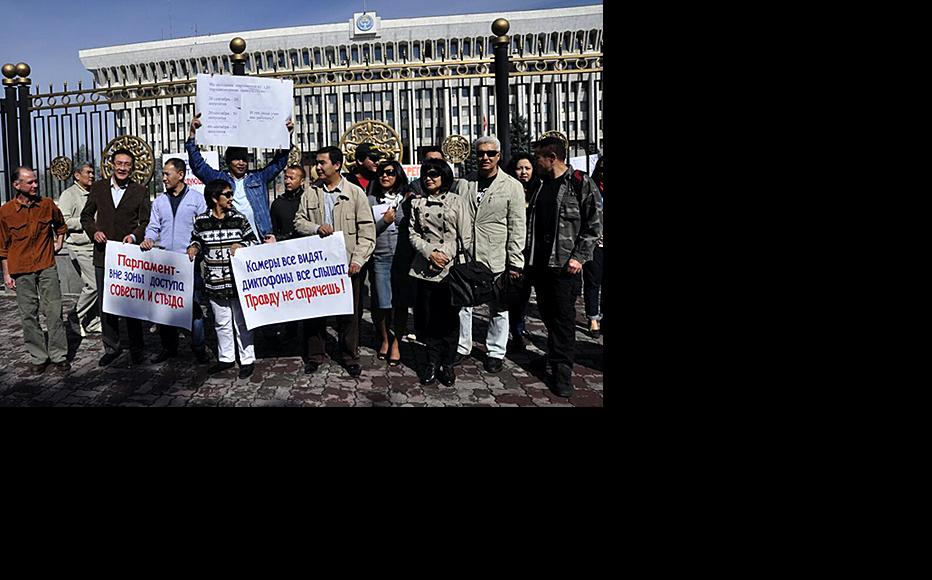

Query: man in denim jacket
185 112 293 243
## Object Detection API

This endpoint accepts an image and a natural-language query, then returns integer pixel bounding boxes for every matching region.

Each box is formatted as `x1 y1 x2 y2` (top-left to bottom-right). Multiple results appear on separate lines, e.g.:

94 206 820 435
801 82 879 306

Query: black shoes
98 351 120 367
194 350 211 364
508 335 526 352
551 364 574 398
346 364 362 378
484 357 504 373
452 352 467 366
438 364 456 387
238 364 255 379
151 350 176 364
304 361 321 374
208 361 235 374
52 361 71 372
419 363 438 385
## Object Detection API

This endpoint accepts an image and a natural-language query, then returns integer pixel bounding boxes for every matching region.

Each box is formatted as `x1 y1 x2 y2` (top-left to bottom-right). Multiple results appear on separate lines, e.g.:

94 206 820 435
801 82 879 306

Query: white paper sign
195 73 294 149
230 233 354 330
163 151 219 194
569 154 600 173
371 202 396 233
102 242 195 329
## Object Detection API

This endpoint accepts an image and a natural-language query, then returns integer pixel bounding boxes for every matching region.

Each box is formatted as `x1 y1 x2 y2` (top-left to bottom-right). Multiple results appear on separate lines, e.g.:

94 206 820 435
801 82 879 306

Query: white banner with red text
230 232 354 330
101 242 195 329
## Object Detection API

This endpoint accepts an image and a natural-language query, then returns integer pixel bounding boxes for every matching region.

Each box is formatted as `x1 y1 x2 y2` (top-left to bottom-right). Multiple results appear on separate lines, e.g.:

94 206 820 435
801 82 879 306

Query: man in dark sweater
268 164 306 345
270 165 305 242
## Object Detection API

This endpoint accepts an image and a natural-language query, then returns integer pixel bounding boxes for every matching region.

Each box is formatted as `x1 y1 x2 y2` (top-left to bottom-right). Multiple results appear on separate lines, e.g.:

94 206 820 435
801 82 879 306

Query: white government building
78 4 603 164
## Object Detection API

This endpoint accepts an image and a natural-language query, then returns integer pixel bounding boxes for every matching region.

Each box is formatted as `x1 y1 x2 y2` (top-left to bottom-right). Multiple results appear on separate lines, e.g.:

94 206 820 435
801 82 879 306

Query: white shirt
231 176 258 238
111 177 136 242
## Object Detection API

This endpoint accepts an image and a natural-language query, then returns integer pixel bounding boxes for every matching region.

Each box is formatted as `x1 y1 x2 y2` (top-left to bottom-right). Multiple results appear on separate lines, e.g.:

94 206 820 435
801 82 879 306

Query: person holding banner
1 167 70 375
293 146 376 378
188 179 260 379
140 157 210 365
186 112 293 242
408 158 472 387
268 164 307 343
80 149 151 367
367 160 409 366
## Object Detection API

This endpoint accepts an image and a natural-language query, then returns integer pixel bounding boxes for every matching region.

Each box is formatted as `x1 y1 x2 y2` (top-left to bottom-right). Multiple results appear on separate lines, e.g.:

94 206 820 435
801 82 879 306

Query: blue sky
1 0 600 89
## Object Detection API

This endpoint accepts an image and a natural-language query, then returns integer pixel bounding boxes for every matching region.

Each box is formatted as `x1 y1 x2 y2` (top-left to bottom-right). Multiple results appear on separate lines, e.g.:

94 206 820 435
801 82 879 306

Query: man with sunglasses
450 136 526 373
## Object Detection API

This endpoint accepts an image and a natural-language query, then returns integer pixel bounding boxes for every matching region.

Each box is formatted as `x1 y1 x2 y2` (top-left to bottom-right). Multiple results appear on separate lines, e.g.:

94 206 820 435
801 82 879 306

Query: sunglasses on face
424 170 442 178
477 150 499 158
380 169 397 176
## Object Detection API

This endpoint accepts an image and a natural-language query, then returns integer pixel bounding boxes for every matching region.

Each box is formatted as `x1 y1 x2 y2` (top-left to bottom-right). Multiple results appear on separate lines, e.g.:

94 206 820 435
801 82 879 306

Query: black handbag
448 237 499 307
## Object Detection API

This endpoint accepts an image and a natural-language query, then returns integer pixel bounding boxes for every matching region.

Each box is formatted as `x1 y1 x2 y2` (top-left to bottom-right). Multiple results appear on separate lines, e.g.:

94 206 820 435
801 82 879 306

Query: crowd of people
0 114 602 398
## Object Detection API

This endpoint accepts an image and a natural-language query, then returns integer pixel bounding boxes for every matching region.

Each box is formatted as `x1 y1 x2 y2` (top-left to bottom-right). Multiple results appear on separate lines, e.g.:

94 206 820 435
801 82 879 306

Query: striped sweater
189 208 258 299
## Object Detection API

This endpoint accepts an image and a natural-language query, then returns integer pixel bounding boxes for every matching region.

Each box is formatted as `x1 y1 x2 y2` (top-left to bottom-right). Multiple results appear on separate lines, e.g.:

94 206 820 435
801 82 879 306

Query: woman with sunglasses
407 158 472 386
504 151 542 351
367 160 409 365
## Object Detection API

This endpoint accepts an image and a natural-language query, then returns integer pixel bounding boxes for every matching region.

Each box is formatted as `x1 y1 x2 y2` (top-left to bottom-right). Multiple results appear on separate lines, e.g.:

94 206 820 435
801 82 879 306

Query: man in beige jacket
451 136 527 373
57 162 101 336
293 146 376 378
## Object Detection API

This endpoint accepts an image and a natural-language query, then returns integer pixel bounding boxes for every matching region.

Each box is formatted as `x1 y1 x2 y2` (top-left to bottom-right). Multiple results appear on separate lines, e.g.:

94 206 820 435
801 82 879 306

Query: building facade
78 4 603 164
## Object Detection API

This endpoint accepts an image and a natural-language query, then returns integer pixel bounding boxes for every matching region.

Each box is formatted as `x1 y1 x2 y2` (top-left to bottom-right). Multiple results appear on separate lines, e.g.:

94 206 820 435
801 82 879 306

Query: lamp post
491 18 511 164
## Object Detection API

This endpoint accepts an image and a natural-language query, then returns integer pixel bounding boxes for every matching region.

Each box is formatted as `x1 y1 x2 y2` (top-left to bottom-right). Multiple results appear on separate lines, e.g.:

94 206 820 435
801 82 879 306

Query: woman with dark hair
407 158 471 386
583 156 604 337
504 151 541 351
367 160 409 365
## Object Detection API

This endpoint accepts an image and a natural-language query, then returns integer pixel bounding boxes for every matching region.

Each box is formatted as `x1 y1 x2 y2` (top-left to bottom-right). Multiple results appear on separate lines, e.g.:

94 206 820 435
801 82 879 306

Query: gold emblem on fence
539 130 569 150
99 135 154 185
288 146 302 167
442 135 470 164
49 156 73 181
339 120 402 163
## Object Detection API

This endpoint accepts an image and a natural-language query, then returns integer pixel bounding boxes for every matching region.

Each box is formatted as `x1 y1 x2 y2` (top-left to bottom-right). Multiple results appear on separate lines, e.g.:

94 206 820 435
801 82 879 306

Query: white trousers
458 303 509 360
210 297 255 364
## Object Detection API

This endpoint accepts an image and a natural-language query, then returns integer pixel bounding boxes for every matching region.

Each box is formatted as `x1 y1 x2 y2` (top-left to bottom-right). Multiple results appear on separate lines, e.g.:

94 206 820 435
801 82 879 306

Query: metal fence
2 50 602 202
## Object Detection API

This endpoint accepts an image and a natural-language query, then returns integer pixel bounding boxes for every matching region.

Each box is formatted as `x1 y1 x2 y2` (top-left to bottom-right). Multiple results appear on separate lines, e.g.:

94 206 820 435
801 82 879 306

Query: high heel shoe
387 335 401 366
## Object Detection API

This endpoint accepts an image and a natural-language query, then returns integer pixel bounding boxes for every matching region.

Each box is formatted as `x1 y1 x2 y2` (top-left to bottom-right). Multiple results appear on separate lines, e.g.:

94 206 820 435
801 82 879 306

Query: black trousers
526 265 581 369
414 278 459 367
582 246 603 319
95 266 144 355
304 272 362 365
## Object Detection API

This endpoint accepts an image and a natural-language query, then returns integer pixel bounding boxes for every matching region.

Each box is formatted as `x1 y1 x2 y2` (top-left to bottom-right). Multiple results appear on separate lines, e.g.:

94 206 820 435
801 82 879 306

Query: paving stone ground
0 289 603 407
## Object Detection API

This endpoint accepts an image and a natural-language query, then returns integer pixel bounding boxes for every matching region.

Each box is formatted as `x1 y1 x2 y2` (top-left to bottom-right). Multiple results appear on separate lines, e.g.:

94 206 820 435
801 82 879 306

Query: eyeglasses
219 190 233 197
477 150 499 158
424 170 442 178
380 169 397 176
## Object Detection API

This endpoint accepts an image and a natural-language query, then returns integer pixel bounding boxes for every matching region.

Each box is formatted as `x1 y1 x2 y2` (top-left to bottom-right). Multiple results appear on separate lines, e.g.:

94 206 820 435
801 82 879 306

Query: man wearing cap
185 112 294 242
345 142 382 194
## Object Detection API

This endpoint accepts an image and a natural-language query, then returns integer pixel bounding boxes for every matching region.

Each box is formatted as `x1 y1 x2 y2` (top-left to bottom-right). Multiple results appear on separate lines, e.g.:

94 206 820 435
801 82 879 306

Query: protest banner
101 242 194 329
230 232 354 330
162 151 219 194
195 73 293 149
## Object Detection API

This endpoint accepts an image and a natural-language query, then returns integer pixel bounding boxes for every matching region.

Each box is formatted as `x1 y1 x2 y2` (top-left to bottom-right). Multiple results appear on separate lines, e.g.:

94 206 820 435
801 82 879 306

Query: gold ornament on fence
539 130 569 151
49 156 73 181
340 120 402 164
100 135 155 186
288 146 302 168
442 135 470 164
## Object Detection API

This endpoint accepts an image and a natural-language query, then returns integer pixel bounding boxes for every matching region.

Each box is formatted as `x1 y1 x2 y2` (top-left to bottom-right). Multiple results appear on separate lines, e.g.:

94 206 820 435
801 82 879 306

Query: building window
314 48 322 66
339 47 348 64
451 39 458 58
351 46 359 63
463 39 471 57
375 44 382 61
